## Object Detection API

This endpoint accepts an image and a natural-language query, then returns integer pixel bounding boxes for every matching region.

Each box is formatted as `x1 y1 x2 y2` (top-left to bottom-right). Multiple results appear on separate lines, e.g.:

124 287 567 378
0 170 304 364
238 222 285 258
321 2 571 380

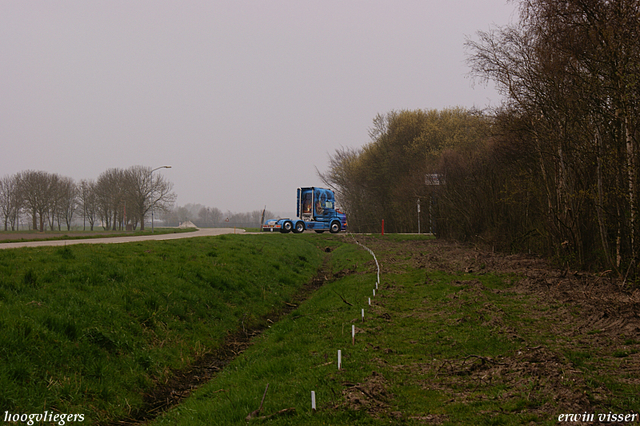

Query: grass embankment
0 234 323 423
152 234 640 425
3 234 638 425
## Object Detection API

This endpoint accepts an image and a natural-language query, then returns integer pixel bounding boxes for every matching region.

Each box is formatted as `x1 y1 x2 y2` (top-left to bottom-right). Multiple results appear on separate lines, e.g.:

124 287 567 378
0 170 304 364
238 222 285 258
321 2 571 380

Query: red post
382 219 384 236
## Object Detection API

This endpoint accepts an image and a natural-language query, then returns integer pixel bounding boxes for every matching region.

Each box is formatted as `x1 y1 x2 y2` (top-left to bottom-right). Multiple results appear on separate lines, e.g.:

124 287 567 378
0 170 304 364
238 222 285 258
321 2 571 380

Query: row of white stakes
311 235 381 412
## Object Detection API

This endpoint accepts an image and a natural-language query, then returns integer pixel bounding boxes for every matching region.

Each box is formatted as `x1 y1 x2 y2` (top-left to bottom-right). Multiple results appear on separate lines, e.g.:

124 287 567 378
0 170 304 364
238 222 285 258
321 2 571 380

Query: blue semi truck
262 187 347 233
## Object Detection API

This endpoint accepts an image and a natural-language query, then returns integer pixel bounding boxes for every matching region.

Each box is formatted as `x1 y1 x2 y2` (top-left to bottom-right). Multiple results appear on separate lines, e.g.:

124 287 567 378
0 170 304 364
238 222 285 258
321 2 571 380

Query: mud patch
340 371 391 416
431 346 593 413
358 235 640 345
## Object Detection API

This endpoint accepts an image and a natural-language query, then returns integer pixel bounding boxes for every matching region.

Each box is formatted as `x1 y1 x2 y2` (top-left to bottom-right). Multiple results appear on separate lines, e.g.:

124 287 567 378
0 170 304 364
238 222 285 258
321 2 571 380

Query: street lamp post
150 165 172 233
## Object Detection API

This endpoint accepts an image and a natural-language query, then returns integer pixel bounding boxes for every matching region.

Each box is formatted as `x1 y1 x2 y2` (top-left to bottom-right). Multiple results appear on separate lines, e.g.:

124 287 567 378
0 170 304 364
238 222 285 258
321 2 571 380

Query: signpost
425 173 443 235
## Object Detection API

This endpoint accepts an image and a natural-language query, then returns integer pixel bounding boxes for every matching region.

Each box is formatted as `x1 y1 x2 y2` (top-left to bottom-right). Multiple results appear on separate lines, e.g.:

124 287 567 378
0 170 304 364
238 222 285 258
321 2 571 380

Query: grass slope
0 234 323 423
151 235 640 425
3 234 638 425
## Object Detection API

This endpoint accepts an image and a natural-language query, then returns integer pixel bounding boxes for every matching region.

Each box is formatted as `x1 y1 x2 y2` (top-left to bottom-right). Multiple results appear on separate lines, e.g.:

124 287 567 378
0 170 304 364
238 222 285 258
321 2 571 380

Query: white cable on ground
348 233 380 286
315 233 382 411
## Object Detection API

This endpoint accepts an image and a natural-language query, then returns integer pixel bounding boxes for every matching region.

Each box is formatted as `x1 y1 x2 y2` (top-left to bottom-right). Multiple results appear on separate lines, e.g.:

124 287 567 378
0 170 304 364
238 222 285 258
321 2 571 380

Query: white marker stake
373 289 376 297
368 297 371 306
362 308 365 322
338 350 342 370
352 324 355 345
311 391 316 411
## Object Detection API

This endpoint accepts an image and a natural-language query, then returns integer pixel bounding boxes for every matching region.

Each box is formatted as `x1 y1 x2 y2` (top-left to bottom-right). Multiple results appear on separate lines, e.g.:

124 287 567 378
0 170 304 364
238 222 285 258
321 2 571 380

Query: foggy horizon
1 1 517 213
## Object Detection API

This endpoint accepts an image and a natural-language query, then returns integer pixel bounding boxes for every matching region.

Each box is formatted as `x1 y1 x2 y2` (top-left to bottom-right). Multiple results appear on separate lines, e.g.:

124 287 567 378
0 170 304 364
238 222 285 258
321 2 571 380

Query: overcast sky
1 1 517 214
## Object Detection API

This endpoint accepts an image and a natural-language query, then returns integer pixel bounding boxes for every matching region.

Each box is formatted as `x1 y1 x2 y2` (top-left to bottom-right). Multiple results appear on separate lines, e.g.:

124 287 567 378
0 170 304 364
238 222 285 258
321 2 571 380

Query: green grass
153 242 380 425
3 233 639 425
150 236 640 426
0 234 324 423
151 242 531 425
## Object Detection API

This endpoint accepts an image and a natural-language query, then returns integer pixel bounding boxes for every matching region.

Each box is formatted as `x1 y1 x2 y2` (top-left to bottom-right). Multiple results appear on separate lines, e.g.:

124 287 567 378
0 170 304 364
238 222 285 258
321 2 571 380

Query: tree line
319 108 494 235
161 203 274 228
320 0 640 276
0 166 176 232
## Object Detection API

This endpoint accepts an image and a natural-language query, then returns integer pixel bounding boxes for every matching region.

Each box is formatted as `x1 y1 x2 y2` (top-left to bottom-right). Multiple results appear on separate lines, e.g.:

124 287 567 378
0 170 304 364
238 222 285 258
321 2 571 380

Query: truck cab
262 187 347 233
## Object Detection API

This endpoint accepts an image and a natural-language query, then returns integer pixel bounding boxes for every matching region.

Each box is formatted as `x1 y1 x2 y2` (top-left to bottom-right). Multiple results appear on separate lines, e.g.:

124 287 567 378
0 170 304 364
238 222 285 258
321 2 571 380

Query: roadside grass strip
0 234 323 424
348 234 381 288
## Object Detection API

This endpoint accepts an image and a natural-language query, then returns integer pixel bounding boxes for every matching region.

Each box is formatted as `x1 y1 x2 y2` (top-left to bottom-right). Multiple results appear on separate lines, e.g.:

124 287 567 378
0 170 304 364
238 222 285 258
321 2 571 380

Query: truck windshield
315 191 329 215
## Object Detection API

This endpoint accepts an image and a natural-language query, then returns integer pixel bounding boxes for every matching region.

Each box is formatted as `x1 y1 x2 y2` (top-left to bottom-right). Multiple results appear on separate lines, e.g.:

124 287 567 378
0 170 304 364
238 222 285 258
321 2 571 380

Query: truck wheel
294 222 305 233
329 221 341 233
281 221 293 233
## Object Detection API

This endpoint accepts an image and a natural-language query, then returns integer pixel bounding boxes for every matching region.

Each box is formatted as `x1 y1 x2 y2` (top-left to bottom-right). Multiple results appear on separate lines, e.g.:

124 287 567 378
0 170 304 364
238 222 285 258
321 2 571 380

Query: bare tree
7 166 175 233
46 173 62 231
198 206 223 227
318 146 369 232
58 176 78 231
0 174 21 231
79 179 98 230
95 168 127 230
125 166 176 231
466 0 640 270
17 170 54 231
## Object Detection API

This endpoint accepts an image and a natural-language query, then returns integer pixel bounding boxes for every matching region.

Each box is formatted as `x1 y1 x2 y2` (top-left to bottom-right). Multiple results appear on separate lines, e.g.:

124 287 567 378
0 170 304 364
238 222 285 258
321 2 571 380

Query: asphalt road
0 228 246 250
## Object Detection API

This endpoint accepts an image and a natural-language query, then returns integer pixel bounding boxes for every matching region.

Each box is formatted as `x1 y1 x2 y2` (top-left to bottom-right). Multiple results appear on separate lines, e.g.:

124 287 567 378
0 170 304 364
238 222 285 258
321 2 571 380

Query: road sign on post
425 174 443 186
425 173 443 236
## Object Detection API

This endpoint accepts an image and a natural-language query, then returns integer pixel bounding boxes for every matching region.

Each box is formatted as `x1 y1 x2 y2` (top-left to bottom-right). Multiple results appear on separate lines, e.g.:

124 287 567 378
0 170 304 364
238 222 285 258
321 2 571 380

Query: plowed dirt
351 236 640 423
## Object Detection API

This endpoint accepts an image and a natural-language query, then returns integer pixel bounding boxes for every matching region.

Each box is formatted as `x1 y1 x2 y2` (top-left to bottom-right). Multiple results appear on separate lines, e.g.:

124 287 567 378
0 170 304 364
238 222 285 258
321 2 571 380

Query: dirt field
411 238 640 343
365 237 640 421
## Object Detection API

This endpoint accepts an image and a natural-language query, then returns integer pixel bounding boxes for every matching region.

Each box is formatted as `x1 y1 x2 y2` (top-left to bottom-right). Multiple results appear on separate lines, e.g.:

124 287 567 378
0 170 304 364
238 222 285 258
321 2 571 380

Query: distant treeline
321 0 640 276
0 168 272 231
0 167 272 232
161 204 275 228
0 166 175 232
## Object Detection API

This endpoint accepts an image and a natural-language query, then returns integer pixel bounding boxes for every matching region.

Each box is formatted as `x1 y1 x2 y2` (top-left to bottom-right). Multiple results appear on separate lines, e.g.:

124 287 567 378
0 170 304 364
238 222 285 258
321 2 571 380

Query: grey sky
1 1 517 214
